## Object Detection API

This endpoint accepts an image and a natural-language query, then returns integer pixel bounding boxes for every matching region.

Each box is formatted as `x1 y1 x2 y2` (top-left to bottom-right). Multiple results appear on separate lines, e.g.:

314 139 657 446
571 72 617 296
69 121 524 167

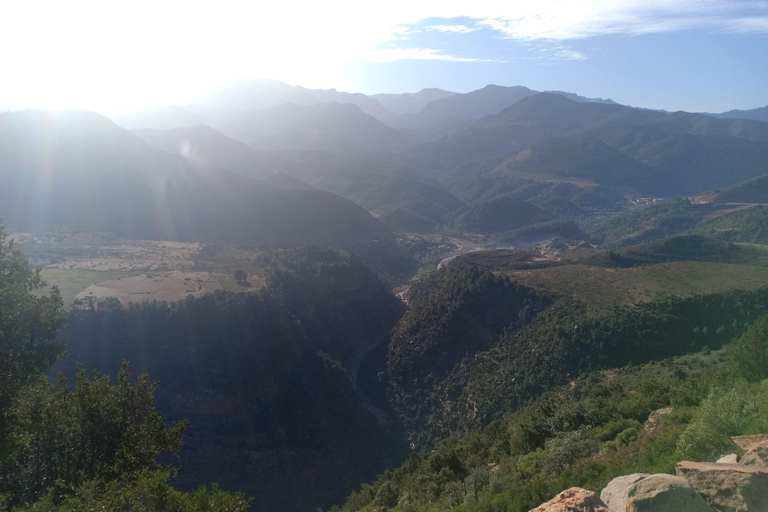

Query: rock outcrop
676 461 768 512
600 474 650 512
626 474 713 512
528 487 617 512
731 434 768 469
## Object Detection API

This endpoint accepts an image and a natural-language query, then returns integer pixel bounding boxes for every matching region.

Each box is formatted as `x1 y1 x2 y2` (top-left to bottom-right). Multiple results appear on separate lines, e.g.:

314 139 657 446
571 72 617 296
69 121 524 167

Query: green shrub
728 314 768 382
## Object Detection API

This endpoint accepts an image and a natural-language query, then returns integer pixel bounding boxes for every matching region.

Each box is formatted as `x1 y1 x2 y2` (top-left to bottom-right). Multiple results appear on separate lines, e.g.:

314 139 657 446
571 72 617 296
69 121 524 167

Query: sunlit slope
0 110 394 249
388 240 768 445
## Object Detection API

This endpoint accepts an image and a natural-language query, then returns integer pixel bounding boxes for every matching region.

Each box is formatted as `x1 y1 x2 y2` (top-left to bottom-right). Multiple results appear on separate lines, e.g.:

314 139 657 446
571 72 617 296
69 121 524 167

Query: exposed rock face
676 461 768 512
716 454 739 464
731 434 768 468
529 487 617 512
600 474 650 512
626 474 713 512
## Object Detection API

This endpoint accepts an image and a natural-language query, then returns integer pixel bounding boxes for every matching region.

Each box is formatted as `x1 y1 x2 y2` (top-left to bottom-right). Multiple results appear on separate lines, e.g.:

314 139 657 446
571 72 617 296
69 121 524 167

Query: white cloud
424 24 480 34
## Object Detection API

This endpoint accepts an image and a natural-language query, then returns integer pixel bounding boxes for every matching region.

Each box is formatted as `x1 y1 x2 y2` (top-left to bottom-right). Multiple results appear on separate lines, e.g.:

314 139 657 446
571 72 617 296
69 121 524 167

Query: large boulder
731 434 768 469
600 474 650 512
529 487 617 512
676 461 768 511
626 474 713 512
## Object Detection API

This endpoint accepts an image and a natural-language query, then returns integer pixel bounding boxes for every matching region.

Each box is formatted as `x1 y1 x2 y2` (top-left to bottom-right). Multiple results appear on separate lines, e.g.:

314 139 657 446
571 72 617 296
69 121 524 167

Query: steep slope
60 247 409 512
654 111 768 142
706 173 768 203
389 247 768 446
0 110 395 251
487 136 663 193
204 102 409 151
260 151 464 232
628 134 768 195
133 125 281 180
406 93 666 168
393 85 537 134
444 196 553 234
132 126 462 233
418 85 537 123
689 206 768 244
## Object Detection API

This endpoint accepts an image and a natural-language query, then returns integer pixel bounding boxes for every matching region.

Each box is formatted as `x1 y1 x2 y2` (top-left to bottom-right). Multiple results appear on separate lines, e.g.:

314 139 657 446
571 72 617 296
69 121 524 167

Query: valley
2 78 768 512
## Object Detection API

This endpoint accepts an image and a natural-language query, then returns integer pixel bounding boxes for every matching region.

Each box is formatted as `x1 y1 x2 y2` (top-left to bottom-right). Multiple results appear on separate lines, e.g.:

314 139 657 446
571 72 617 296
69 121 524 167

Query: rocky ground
529 433 768 512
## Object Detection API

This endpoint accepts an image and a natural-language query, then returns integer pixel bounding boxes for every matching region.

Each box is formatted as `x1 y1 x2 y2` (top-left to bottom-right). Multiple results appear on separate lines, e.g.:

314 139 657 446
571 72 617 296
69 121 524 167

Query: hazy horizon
1 0 767 114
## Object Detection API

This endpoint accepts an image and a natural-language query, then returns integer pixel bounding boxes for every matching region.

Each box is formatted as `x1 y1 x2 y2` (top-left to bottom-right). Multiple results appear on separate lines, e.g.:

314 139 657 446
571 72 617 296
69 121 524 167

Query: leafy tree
0 227 65 436
16 469 250 512
0 224 249 511
2 364 186 505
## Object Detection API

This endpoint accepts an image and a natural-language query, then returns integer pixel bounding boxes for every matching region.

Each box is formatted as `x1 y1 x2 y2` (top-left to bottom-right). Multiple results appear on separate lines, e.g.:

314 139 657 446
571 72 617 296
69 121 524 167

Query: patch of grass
37 268 141 306
497 261 768 313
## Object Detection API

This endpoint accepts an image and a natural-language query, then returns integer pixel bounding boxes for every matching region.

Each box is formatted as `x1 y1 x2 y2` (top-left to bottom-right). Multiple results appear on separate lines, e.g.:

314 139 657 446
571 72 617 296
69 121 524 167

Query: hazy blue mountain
203 102 410 152
371 88 457 115
405 93 666 167
108 105 204 130
187 78 396 123
488 135 664 194
653 111 768 142
133 124 282 180
710 104 768 123
393 85 538 133
0 109 395 251
545 90 619 105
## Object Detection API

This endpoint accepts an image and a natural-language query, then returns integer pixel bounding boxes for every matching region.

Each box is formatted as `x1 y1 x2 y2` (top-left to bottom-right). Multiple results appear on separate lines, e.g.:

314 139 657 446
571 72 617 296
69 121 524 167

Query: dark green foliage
708 173 768 204
492 220 586 247
444 197 553 234
690 205 768 244
586 198 707 247
61 247 408 512
332 349 726 512
0 222 245 511
391 251 768 447
388 264 551 443
727 313 768 382
17 469 251 512
1 365 186 507
0 228 66 431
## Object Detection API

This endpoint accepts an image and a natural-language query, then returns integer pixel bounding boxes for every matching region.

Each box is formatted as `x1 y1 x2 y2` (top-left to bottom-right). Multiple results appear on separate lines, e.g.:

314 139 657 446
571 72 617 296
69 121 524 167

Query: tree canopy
0 224 250 511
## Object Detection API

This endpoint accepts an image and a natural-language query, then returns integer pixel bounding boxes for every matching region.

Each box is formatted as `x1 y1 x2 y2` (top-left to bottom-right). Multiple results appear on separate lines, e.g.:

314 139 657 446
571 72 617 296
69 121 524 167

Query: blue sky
1 0 767 113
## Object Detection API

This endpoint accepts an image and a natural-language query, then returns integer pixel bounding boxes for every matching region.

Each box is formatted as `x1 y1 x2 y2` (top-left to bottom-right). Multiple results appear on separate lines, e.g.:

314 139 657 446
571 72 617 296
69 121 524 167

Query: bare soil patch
76 271 265 305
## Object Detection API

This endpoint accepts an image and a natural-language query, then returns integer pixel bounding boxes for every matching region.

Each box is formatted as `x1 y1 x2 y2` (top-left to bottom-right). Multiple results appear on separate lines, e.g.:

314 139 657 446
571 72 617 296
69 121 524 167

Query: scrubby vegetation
332 314 768 512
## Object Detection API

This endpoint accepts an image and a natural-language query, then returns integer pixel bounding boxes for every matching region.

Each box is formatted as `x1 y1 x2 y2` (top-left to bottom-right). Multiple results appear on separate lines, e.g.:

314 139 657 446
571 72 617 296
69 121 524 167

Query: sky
0 0 766 113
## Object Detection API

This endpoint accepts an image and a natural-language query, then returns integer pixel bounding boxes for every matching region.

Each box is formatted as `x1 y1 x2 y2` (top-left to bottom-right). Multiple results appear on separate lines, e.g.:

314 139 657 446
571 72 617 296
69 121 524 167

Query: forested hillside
56 248 408 512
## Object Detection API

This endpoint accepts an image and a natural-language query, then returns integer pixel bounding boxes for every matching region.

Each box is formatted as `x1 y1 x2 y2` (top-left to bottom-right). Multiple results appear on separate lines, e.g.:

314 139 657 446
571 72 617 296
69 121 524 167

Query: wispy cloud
722 16 768 33
366 47 500 63
468 1 768 40
424 24 480 34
